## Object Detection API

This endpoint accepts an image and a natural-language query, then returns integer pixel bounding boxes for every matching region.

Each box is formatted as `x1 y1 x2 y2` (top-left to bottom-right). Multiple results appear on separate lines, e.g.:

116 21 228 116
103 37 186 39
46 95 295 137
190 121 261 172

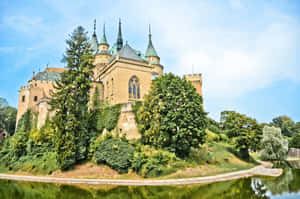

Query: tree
271 116 295 137
137 73 207 157
0 102 17 135
49 26 94 170
260 126 288 160
220 111 263 158
290 133 300 148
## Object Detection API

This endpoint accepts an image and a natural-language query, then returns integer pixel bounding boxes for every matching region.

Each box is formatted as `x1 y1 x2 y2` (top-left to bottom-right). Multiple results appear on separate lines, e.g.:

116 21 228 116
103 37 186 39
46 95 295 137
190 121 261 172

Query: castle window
34 96 38 102
129 76 140 99
22 96 25 102
49 89 53 95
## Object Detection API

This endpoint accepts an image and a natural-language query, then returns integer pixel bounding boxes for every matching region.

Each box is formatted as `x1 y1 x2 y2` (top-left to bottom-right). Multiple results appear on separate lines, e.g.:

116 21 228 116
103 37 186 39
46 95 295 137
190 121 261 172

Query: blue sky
0 0 299 123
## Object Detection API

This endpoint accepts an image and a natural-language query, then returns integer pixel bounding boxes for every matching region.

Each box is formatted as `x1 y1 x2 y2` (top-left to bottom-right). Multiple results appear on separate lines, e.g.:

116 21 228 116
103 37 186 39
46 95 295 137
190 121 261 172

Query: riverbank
0 162 281 186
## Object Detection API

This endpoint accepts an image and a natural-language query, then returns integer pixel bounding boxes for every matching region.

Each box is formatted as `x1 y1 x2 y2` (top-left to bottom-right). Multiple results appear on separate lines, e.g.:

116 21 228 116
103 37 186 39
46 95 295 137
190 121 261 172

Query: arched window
129 76 140 99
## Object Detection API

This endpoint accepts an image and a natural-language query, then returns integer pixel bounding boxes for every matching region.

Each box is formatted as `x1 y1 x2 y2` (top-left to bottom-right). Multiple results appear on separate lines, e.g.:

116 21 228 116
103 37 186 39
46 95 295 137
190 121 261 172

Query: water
0 161 299 199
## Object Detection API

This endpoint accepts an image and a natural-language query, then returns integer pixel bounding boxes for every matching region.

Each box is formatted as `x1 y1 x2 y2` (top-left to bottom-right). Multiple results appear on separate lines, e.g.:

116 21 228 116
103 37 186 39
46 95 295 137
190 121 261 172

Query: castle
17 20 202 137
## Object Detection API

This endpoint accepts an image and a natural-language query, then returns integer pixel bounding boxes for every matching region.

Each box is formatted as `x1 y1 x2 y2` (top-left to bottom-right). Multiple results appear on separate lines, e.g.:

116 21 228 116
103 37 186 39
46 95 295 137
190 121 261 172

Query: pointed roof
145 25 159 57
99 23 108 45
116 19 123 51
90 19 98 54
119 43 145 62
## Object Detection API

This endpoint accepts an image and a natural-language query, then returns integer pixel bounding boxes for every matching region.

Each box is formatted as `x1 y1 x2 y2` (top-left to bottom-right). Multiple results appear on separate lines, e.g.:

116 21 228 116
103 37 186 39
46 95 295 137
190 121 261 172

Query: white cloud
120 0 300 100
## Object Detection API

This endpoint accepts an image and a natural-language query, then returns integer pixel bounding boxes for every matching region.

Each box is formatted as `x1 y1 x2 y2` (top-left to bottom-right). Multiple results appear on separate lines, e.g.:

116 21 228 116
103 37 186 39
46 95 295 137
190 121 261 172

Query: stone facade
16 20 203 138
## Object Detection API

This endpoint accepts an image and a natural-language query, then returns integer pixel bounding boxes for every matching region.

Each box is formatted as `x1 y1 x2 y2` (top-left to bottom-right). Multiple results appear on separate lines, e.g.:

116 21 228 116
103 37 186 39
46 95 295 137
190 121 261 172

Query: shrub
93 138 135 173
131 145 180 177
260 126 288 160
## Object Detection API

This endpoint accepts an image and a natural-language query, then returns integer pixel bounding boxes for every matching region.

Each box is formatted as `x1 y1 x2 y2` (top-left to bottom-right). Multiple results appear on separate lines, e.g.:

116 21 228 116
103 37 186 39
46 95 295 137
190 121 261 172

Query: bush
131 145 180 177
260 126 288 160
93 138 135 173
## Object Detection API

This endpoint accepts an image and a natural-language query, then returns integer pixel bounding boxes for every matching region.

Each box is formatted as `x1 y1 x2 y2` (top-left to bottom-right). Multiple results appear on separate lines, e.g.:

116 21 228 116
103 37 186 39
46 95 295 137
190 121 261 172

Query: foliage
271 116 296 137
206 117 222 134
220 111 263 159
260 126 288 160
93 138 135 173
49 26 94 170
0 103 17 135
289 133 300 148
137 73 207 157
131 144 179 177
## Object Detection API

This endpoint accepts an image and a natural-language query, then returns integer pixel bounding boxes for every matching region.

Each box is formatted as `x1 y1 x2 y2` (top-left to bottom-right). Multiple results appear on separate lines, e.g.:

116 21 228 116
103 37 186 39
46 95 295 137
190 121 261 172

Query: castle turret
90 19 98 54
94 23 111 68
184 74 203 97
98 24 109 52
145 25 163 76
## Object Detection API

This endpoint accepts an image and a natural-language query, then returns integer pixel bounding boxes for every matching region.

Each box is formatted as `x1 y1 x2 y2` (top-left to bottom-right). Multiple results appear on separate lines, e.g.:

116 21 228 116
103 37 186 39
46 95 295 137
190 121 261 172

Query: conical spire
116 19 123 51
93 19 97 36
99 23 108 45
90 19 98 54
145 24 158 57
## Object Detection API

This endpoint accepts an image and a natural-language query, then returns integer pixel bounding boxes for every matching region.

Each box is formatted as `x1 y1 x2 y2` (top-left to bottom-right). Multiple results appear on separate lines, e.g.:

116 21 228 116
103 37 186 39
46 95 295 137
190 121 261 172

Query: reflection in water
0 161 299 199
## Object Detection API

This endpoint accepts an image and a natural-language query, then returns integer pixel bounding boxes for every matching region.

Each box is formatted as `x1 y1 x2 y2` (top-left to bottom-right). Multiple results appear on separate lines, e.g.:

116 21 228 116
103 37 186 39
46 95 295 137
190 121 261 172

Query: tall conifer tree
49 26 94 170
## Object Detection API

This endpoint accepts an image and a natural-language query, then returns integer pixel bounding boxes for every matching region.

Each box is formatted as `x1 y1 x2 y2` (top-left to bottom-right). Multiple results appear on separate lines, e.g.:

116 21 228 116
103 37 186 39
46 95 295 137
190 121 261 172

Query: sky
0 0 299 123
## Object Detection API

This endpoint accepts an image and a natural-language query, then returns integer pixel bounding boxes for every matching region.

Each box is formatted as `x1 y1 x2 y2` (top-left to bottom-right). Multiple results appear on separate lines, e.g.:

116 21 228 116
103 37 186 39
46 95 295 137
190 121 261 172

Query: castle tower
90 19 98 54
98 24 109 52
93 23 111 76
184 73 203 98
145 25 163 76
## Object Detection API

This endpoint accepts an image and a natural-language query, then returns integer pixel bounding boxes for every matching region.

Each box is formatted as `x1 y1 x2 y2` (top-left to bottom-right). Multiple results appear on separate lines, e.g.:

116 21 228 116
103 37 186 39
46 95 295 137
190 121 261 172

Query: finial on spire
93 19 96 35
117 18 123 51
149 24 152 37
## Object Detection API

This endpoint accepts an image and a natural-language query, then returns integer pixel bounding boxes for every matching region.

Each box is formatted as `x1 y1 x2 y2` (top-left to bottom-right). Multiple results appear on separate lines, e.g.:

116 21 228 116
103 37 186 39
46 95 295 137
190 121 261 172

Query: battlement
19 80 55 91
45 67 67 73
184 73 202 81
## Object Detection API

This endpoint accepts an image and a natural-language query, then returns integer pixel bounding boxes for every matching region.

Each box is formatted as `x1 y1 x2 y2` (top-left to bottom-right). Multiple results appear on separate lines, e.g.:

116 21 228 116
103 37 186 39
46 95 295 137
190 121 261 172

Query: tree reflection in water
0 161 299 199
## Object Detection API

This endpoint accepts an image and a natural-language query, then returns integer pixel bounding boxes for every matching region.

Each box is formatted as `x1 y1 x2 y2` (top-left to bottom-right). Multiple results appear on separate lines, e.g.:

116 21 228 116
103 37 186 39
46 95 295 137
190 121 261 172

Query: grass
0 142 257 180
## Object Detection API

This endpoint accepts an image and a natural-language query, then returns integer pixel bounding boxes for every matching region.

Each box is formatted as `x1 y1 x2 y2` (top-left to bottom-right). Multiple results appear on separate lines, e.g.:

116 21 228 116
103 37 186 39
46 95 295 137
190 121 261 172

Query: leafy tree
0 102 17 135
49 26 94 170
271 116 295 137
290 133 300 148
260 126 288 160
220 111 263 158
137 73 207 157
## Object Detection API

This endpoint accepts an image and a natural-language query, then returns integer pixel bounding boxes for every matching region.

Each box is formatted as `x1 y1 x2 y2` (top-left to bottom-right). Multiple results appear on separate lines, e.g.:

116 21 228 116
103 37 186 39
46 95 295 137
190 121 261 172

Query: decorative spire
93 19 96 36
145 24 158 57
99 23 108 45
90 19 98 54
116 18 123 51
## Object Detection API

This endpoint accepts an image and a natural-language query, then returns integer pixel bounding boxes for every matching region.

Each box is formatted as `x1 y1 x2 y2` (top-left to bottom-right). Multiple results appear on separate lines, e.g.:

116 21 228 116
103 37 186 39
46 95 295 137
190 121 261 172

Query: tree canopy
49 26 94 170
137 73 207 157
260 126 288 160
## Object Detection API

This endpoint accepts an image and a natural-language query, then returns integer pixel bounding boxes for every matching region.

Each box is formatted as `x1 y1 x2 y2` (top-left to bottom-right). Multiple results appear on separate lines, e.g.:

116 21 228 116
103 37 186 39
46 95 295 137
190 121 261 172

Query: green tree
0 102 17 135
49 26 94 170
290 133 300 148
260 126 288 160
271 116 295 137
137 73 207 157
220 111 263 158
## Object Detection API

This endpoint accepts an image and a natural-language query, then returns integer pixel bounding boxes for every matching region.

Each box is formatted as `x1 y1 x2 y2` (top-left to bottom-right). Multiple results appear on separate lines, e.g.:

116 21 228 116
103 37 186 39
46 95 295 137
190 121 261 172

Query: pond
0 161 299 199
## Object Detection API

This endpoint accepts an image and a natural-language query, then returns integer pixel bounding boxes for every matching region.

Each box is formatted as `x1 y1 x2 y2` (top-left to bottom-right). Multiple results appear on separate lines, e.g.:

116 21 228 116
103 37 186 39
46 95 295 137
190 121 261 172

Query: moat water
0 161 299 199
